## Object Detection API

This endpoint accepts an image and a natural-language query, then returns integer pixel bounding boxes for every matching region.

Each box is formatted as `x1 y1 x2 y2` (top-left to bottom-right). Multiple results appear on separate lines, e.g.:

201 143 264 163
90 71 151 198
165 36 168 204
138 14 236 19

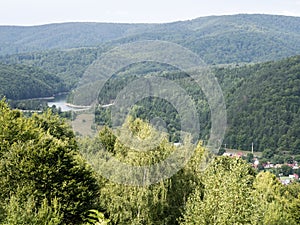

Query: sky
1 0 300 26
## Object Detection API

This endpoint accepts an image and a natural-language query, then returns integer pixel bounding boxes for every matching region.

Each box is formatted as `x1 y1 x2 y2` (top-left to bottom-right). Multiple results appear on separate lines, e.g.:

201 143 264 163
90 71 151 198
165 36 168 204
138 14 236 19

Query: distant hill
1 14 300 64
0 48 101 89
0 22 149 55
0 63 66 100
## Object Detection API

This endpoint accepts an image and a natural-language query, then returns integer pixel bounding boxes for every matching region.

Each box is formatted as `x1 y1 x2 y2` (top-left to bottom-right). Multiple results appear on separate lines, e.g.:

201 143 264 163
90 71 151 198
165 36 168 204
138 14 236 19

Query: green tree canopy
181 156 257 225
0 100 99 224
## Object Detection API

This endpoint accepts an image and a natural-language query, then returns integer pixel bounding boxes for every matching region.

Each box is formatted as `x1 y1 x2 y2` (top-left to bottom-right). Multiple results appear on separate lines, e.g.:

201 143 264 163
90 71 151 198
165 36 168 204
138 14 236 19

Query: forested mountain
0 63 66 99
0 22 150 55
0 14 299 154
1 14 300 64
0 48 101 89
0 54 298 154
94 56 300 153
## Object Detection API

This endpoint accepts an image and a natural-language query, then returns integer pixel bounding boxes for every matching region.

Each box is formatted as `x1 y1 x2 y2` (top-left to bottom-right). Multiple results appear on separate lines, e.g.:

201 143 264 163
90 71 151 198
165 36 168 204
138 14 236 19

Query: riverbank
65 103 91 109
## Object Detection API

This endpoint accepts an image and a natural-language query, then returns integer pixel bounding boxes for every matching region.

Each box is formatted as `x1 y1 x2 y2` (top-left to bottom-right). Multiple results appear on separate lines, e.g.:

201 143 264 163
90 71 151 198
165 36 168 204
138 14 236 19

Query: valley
0 13 299 225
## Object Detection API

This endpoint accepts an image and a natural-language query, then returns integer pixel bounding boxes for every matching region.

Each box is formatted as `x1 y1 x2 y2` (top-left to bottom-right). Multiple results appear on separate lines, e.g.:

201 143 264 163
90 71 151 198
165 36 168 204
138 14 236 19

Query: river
47 94 74 112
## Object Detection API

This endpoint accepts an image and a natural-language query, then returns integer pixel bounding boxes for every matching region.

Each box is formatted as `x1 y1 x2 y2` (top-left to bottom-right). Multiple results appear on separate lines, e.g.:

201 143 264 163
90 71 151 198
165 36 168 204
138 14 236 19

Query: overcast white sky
1 0 300 26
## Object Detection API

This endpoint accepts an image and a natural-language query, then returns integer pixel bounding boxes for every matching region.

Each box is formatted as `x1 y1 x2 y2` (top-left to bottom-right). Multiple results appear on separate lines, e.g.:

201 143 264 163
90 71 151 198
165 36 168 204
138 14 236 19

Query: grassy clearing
71 113 95 137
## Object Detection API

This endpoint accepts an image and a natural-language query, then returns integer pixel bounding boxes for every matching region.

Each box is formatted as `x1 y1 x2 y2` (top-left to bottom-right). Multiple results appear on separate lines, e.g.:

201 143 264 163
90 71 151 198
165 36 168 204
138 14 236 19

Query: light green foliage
181 156 256 225
252 172 299 224
1 189 63 225
80 118 206 225
82 119 171 224
81 117 300 225
181 168 300 225
279 182 300 224
1 97 300 224
0 100 100 224
83 209 110 225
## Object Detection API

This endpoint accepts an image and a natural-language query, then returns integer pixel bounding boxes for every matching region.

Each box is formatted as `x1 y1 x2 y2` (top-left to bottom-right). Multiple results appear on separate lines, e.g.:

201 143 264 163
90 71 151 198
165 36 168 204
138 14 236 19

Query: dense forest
0 48 100 89
93 56 300 153
0 53 299 154
0 63 66 99
218 56 300 153
0 54 300 155
1 14 300 64
0 100 299 224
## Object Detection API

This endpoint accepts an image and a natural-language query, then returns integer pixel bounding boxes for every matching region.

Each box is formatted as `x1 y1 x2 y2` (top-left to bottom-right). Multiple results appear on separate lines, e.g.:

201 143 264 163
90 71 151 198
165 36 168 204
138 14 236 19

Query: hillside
218 56 300 153
0 22 150 55
93 56 300 153
1 14 300 64
0 56 298 153
0 48 101 89
0 63 66 100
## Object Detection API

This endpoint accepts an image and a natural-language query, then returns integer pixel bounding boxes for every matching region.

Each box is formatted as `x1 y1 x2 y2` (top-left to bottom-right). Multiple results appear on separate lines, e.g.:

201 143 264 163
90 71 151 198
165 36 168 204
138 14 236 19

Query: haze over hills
1 14 300 64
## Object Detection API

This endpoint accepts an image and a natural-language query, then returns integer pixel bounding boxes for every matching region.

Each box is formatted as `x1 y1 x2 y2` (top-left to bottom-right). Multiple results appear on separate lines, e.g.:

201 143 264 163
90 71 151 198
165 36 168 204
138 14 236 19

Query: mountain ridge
1 14 300 64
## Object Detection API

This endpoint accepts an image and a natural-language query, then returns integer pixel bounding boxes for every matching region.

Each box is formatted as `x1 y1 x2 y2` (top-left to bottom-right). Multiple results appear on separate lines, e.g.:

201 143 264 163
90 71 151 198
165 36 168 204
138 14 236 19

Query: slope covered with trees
0 63 66 100
94 56 300 154
1 53 298 154
1 14 300 64
0 48 101 89
0 22 150 56
0 13 299 225
217 55 300 153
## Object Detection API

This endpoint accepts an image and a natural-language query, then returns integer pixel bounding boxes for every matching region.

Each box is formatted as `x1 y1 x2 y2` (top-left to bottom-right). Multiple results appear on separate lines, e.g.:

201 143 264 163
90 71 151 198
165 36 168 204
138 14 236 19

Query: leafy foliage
180 156 256 224
0 100 99 224
0 14 299 223
79 118 206 225
2 190 63 225
180 160 300 225
252 172 300 224
84 209 110 225
0 99 300 224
